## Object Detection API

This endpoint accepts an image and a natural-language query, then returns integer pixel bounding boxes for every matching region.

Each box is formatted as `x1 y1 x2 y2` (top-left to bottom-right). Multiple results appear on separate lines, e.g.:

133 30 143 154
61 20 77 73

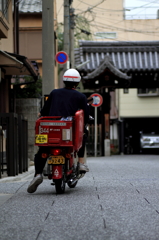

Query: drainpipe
14 0 19 54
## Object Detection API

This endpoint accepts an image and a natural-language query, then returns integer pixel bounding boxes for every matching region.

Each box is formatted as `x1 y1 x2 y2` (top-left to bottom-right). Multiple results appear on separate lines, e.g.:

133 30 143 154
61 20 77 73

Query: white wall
119 89 159 117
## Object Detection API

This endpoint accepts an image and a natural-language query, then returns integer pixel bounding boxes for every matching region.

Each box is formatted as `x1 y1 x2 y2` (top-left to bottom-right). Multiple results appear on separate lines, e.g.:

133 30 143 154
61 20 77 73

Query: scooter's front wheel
54 179 65 194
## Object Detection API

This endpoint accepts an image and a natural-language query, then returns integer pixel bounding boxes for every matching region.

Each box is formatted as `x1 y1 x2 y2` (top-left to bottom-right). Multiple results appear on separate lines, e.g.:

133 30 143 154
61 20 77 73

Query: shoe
79 163 89 172
27 174 43 193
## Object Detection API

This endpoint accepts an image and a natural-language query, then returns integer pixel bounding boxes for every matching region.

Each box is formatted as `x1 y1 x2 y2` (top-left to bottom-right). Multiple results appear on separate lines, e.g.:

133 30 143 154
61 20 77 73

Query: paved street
0 155 159 240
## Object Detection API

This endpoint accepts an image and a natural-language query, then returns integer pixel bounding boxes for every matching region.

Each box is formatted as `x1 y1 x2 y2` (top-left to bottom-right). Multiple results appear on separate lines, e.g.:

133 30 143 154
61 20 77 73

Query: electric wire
89 21 159 36
76 15 159 35
124 0 159 19
73 0 159 41
75 16 159 41
74 1 158 27
76 0 158 11
75 0 158 19
91 13 159 29
126 0 158 11
89 19 159 33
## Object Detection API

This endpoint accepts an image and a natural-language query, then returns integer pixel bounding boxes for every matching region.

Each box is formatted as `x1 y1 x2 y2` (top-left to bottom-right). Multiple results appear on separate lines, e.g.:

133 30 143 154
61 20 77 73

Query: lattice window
137 88 159 97
95 32 117 39
0 0 9 20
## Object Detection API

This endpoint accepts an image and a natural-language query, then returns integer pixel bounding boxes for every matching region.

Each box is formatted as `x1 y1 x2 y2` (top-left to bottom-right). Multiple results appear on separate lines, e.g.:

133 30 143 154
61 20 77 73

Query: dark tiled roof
19 0 42 13
75 41 159 73
83 55 130 80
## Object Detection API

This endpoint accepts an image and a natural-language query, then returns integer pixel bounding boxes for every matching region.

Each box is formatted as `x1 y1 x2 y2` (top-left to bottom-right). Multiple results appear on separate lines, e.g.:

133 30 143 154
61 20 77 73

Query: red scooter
35 110 85 194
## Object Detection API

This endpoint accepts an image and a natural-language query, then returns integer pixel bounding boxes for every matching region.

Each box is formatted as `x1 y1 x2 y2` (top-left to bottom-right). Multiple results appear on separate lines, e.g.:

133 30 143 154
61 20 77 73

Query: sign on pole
55 51 68 64
90 93 103 157
90 93 103 107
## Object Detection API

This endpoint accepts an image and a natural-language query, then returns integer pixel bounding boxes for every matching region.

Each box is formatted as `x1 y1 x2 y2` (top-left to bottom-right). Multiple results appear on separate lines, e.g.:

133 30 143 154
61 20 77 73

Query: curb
0 166 35 183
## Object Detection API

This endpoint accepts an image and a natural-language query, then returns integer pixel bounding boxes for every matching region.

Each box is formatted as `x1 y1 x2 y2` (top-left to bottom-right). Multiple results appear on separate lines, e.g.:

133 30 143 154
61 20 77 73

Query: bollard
104 139 110 156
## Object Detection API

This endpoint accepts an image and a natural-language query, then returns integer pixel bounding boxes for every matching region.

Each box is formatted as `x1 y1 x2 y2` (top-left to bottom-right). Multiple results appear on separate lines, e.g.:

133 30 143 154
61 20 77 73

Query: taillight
41 153 48 158
52 149 61 156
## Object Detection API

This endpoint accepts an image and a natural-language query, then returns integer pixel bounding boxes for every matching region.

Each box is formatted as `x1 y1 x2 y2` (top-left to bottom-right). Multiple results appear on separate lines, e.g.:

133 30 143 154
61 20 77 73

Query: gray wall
16 98 41 161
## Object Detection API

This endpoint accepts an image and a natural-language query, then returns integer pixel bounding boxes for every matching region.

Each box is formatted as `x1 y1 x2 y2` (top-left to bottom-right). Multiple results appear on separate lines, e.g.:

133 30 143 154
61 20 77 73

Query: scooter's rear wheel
54 179 65 194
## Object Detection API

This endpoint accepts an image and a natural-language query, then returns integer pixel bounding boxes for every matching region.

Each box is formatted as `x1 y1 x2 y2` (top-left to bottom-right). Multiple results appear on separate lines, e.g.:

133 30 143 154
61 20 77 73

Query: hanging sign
90 93 103 107
55 51 68 64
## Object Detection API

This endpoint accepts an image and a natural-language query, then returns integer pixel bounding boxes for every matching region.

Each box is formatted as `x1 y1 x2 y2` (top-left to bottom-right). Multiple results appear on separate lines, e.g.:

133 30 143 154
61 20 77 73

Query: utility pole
63 0 71 70
42 0 55 97
60 0 74 87
70 7 75 68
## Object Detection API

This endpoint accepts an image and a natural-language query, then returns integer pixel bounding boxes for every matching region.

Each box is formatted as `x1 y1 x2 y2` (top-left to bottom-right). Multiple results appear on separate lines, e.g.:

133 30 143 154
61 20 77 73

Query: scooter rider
27 69 89 193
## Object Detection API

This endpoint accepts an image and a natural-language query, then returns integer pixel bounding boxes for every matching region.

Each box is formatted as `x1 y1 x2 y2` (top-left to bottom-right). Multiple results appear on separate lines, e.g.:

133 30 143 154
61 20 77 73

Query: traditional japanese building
75 40 159 155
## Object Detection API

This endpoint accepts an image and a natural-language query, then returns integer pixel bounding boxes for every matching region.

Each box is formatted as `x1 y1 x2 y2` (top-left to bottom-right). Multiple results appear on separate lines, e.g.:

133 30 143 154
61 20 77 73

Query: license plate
36 134 48 144
47 156 65 164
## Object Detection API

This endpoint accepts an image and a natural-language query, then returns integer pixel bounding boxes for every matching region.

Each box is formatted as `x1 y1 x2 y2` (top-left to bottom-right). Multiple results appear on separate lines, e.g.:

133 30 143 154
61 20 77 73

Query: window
95 32 117 39
137 88 159 97
123 88 129 94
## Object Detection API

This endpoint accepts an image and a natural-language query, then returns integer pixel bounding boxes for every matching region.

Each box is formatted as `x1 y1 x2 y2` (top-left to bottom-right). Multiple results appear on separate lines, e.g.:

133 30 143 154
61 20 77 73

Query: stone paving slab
0 193 13 207
0 155 159 240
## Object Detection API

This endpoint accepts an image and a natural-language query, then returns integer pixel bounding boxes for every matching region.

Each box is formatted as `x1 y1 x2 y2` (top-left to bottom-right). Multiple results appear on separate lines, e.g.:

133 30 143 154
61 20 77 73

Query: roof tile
19 0 42 13
75 41 159 73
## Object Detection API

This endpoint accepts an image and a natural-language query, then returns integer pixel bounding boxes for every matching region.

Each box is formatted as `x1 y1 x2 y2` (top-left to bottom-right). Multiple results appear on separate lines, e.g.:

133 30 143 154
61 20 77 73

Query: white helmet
63 69 81 82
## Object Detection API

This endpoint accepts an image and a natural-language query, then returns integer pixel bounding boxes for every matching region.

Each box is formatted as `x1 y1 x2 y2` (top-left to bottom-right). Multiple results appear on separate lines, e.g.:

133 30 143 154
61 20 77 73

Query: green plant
15 76 42 98
74 15 92 48
57 15 92 50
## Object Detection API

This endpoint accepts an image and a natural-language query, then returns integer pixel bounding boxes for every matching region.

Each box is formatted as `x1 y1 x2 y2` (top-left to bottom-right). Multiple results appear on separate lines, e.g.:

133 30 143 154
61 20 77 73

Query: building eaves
75 40 159 73
4 51 39 80
79 40 159 47
19 0 42 13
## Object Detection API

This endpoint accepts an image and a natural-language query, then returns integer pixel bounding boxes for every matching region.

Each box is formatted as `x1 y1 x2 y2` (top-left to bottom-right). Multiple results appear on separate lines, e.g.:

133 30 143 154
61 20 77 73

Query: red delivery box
35 110 84 152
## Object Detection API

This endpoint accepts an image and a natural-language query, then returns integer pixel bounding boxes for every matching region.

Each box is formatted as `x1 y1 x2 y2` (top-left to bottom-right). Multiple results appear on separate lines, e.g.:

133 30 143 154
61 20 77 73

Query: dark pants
77 133 87 158
34 147 48 176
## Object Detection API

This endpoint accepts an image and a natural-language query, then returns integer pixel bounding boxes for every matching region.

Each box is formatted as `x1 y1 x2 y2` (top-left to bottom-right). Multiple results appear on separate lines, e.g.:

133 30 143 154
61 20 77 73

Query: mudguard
52 165 63 179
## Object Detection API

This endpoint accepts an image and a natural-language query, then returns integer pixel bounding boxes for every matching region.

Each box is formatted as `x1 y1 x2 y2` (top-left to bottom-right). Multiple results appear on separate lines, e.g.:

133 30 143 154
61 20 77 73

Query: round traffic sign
55 51 68 64
90 93 103 107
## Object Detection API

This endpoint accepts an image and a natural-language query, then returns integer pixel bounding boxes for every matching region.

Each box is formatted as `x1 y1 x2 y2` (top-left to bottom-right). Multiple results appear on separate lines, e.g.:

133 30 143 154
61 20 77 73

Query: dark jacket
40 88 89 124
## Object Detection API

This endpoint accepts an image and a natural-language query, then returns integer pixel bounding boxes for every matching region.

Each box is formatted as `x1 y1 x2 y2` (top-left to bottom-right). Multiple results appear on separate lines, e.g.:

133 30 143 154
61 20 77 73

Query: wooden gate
86 124 102 156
